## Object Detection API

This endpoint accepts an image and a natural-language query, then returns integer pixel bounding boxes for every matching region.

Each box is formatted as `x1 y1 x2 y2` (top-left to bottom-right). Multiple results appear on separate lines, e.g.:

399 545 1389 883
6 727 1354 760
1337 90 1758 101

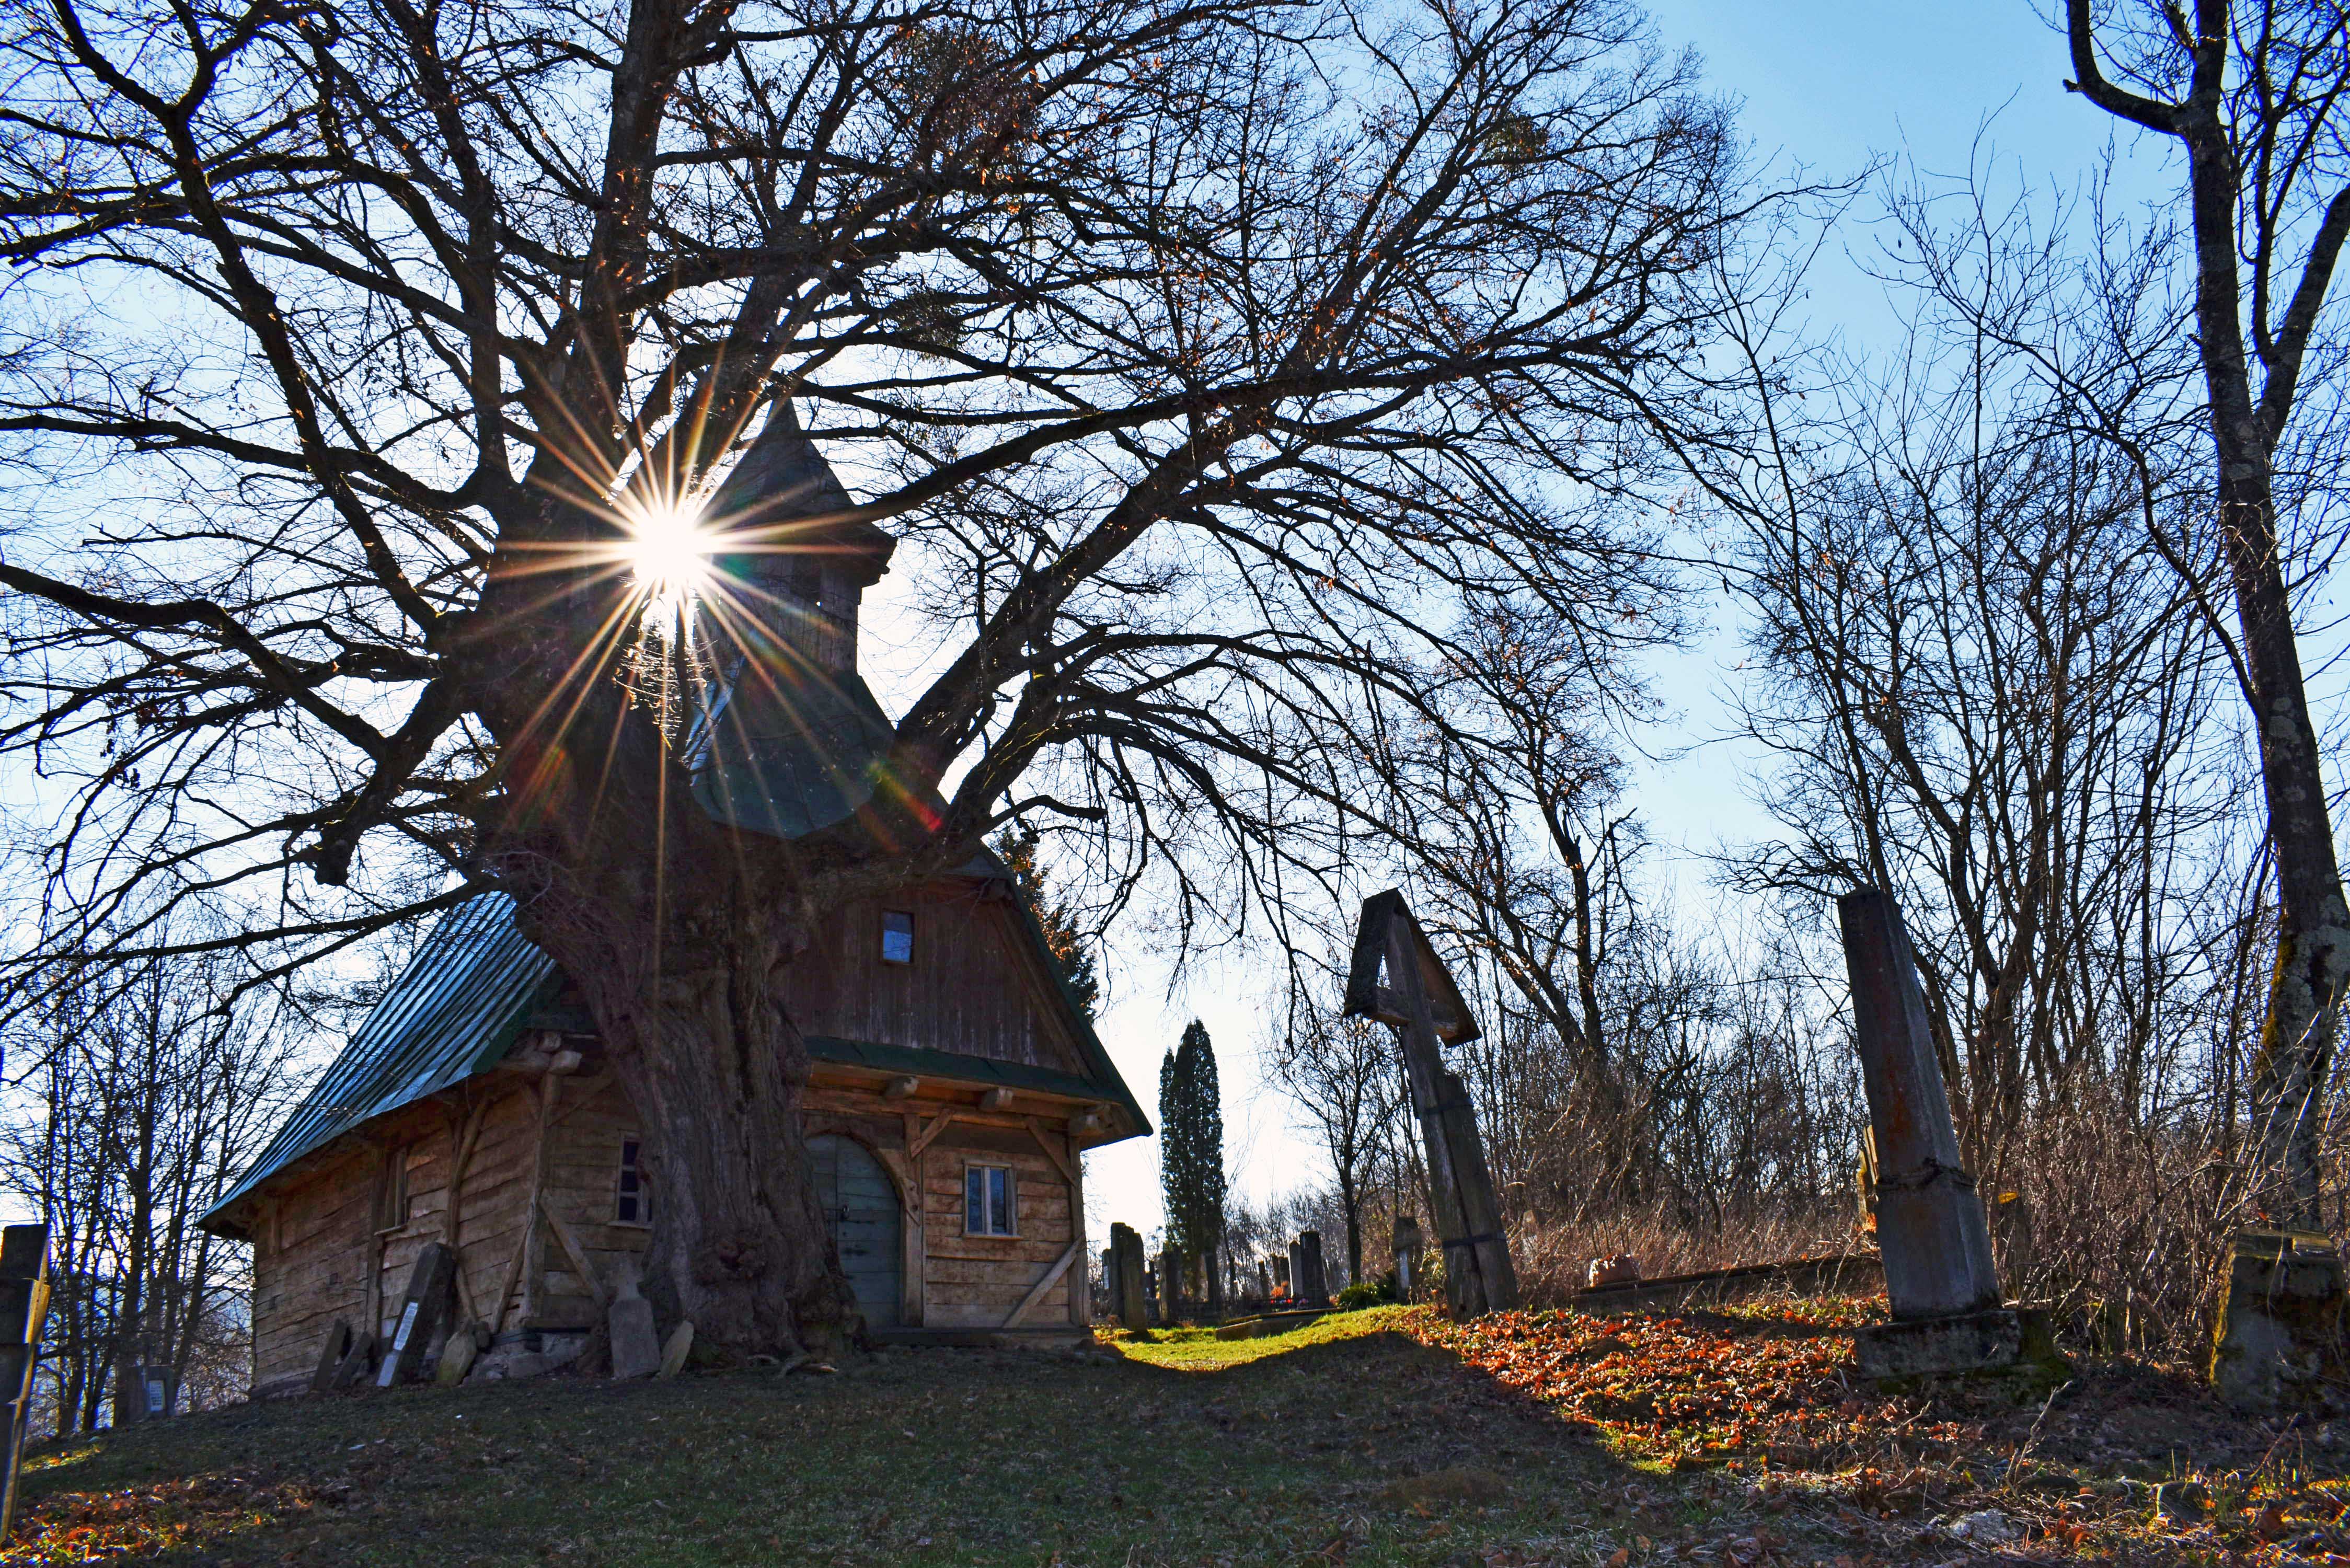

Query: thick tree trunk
2181 122 2350 1226
510 867 857 1362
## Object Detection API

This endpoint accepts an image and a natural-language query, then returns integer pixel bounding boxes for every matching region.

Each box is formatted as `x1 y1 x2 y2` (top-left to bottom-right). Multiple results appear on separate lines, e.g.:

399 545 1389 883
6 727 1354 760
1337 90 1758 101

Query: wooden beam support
1022 1117 1079 1188
492 1075 558 1334
537 1194 610 1311
907 1112 958 1161
1003 1241 1081 1328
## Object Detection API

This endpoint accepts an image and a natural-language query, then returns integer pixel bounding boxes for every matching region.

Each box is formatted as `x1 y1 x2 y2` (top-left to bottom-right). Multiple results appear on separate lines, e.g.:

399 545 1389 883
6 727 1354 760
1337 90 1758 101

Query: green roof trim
807 1036 1113 1103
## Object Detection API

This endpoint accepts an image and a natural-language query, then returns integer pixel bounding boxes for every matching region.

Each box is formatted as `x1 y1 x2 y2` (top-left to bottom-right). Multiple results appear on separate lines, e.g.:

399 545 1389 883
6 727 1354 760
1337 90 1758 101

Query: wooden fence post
1 1225 53 1542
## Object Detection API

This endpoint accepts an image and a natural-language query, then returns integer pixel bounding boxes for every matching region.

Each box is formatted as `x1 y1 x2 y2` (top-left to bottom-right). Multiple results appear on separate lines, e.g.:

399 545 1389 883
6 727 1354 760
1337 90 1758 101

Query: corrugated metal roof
204 894 556 1225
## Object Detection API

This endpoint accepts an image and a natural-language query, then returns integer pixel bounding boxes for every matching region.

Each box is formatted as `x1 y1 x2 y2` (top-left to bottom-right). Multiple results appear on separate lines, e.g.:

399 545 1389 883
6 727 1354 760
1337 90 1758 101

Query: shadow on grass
1 1314 1687 1568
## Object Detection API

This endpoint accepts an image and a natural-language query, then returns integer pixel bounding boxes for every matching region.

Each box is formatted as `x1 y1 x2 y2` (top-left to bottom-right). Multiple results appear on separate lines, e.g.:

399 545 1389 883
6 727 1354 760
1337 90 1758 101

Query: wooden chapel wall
790 885 1090 1076
246 1067 655 1392
804 1080 1088 1332
249 1063 1096 1393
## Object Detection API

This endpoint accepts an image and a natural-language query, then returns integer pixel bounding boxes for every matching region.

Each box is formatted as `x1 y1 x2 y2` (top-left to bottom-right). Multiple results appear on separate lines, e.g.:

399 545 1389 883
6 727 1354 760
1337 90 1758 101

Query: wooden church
199 409 1148 1399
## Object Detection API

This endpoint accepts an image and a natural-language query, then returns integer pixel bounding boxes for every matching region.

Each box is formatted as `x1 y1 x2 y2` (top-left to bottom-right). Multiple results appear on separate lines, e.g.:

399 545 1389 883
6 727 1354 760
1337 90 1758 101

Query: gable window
373 1143 411 1232
615 1136 648 1225
880 909 915 965
965 1164 1017 1237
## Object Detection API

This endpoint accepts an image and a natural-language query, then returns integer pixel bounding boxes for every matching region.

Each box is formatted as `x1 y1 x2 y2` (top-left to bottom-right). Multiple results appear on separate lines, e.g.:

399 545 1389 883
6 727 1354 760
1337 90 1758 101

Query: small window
880 910 915 965
373 1144 410 1232
965 1164 1016 1236
615 1136 648 1225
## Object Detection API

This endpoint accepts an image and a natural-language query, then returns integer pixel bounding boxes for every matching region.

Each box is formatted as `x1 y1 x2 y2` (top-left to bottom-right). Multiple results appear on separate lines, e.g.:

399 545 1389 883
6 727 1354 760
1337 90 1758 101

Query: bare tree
1270 1002 1404 1284
0 0 1787 1354
2 935 296 1430
2063 0 2350 1220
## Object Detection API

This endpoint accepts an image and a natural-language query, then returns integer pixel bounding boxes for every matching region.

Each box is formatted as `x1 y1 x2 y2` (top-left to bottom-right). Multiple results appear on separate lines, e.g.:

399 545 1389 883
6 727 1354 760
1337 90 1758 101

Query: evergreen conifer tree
1158 1019 1228 1307
990 827 1101 1021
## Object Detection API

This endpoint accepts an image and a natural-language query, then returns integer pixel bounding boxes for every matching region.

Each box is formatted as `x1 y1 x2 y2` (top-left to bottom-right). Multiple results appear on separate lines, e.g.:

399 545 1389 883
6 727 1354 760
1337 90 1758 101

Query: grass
5 1301 2346 1565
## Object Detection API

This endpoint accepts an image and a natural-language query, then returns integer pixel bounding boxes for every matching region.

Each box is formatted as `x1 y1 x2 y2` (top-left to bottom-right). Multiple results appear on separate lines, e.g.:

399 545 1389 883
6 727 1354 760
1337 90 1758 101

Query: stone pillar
1110 1223 1148 1330
1839 888 2001 1320
1839 888 2018 1379
1296 1232 1327 1305
1393 1215 1423 1301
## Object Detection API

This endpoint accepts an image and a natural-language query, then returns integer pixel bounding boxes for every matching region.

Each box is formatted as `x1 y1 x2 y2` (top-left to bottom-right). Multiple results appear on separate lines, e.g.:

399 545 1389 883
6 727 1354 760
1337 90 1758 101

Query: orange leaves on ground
0 1471 317 1565
1404 1300 1966 1470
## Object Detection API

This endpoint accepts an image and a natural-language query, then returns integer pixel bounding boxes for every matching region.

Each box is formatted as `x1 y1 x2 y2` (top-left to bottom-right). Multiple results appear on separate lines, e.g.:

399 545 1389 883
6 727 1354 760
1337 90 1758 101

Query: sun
619 498 718 610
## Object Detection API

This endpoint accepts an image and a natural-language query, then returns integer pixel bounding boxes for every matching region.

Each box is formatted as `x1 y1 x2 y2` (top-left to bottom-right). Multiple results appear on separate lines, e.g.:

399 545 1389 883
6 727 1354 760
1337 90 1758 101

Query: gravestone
2211 1230 2349 1406
1111 1224 1148 1330
1393 1216 1423 1300
375 1242 457 1387
657 1320 695 1380
1286 1240 1305 1304
1296 1232 1328 1305
1157 1248 1184 1324
1838 888 2015 1377
608 1266 661 1380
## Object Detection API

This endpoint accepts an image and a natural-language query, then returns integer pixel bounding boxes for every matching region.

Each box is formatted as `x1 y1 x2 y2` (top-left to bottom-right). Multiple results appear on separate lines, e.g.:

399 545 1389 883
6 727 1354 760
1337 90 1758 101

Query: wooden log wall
247 1065 1091 1391
790 886 1088 1077
919 1122 1077 1330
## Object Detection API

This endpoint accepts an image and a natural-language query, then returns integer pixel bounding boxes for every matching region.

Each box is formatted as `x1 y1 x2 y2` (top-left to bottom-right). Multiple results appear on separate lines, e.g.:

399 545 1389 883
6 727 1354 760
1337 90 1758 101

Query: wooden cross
1 1225 53 1542
1344 891 1518 1315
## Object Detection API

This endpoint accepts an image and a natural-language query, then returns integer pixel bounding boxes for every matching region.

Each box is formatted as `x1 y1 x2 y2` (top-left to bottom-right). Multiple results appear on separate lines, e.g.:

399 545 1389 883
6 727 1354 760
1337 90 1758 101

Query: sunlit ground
4 1304 2338 1566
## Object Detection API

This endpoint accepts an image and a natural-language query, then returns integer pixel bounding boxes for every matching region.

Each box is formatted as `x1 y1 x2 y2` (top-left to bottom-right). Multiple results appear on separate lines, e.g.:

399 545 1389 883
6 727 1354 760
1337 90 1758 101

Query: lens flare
621 499 717 610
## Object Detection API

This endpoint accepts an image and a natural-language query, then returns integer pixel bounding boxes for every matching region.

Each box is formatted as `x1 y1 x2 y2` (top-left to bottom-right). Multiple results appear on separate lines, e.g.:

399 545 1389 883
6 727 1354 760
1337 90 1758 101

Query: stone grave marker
1838 887 2017 1377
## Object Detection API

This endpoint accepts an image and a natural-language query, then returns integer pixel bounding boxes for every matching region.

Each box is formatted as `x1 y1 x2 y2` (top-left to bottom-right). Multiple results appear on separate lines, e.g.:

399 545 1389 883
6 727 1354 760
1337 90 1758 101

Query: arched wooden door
810 1134 902 1328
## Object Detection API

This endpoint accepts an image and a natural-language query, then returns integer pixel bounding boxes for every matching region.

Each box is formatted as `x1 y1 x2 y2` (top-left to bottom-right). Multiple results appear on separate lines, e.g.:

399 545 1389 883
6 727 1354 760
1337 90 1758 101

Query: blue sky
1072 0 2190 1244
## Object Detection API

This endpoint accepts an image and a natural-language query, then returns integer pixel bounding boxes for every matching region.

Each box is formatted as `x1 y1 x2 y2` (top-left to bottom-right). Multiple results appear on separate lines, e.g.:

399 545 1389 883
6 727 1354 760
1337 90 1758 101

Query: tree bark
2067 0 2350 1225
503 838 857 1361
2179 122 2350 1229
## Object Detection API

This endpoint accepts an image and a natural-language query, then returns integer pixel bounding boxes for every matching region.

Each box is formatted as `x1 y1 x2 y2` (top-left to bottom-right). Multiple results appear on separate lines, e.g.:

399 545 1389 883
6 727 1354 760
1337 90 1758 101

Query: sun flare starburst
619 498 719 613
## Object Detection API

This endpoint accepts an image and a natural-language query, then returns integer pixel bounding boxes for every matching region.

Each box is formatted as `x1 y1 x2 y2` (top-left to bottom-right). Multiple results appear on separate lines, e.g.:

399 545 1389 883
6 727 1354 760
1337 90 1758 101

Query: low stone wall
1569 1252 1883 1316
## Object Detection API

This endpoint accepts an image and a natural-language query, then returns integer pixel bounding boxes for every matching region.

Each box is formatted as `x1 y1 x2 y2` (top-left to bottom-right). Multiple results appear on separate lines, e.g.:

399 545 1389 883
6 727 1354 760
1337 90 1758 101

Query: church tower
704 399 893 675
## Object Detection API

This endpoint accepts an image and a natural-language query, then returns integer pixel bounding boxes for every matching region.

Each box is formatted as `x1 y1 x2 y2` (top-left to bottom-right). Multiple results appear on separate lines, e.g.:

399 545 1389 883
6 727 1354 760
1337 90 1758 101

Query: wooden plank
1021 1118 1078 1187
537 1195 610 1311
1002 1242 1080 1327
